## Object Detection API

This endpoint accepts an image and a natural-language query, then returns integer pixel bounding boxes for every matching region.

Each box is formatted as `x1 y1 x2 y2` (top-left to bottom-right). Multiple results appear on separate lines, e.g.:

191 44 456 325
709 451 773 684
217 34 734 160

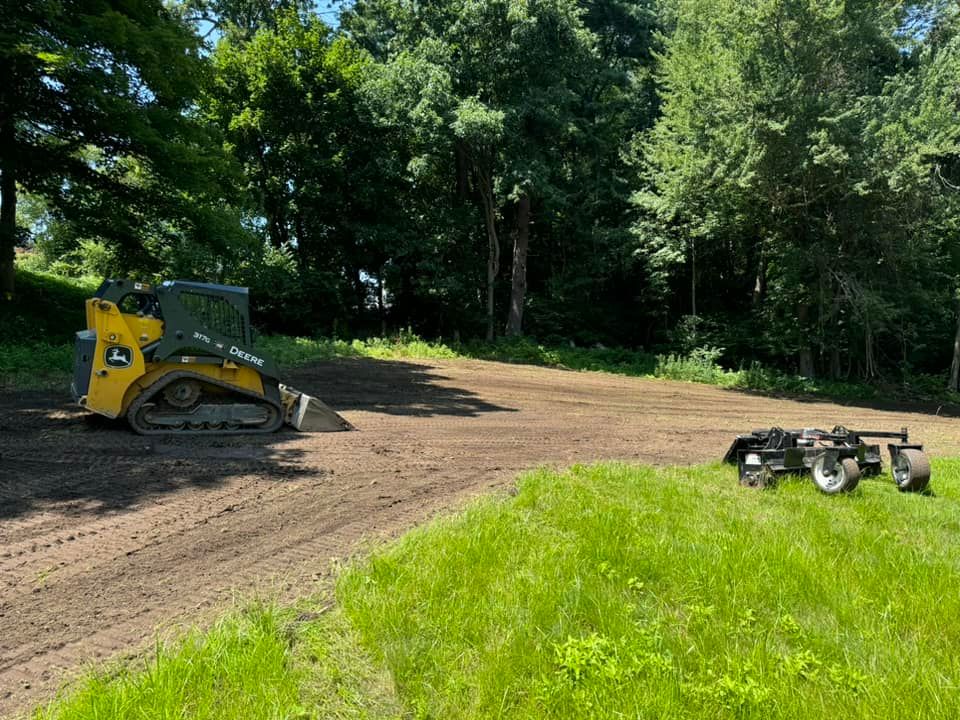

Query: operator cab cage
94 279 254 347
87 278 276 378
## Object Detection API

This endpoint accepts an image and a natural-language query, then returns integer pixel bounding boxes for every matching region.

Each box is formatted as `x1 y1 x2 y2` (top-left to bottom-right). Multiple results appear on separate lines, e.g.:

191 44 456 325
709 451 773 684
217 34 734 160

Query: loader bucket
280 384 353 432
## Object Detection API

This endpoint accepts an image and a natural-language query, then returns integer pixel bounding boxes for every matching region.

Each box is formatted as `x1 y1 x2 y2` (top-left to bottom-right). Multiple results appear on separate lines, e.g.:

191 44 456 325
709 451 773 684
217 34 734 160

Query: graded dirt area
2 357 960 716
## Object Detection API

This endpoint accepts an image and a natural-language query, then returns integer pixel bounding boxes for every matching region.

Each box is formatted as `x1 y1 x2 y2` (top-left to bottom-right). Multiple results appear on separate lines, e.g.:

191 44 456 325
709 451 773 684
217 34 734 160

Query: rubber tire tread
839 458 861 493
895 448 931 493
812 455 860 494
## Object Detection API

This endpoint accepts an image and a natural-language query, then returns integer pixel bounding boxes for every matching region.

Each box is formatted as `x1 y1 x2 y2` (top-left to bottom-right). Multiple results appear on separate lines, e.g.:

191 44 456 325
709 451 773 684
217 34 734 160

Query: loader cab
90 279 162 325
91 279 255 349
158 281 254 347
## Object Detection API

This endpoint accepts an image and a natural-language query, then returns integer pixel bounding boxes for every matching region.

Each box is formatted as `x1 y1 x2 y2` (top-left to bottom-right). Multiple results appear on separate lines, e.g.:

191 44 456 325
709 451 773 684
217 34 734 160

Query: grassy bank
35 459 960 719
0 270 99 389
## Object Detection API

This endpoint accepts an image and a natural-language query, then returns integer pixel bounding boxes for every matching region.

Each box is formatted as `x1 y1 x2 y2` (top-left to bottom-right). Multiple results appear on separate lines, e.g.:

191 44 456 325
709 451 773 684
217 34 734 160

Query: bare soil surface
3 357 960 716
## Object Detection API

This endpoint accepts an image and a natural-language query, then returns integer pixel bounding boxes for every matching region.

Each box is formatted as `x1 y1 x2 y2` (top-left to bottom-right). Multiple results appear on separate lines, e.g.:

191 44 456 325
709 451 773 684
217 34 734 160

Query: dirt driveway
2 357 959 715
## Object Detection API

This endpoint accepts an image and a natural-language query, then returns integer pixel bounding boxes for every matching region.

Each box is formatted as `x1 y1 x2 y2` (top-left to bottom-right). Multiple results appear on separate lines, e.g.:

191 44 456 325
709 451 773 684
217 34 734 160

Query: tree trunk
864 320 877 379
751 239 765 308
378 271 387 336
690 235 697 320
455 141 470 202
797 304 815 377
949 299 960 392
353 267 367 316
505 193 530 337
478 172 499 342
826 282 842 379
0 118 17 300
268 201 289 249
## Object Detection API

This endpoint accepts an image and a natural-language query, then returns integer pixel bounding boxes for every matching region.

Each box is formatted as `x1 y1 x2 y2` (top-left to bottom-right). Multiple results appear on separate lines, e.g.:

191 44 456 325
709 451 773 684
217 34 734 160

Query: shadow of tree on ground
0 357 514 520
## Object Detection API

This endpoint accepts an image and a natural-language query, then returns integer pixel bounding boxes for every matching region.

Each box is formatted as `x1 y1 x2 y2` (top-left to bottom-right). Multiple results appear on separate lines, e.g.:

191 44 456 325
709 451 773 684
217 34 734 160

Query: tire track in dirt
2 356 960 716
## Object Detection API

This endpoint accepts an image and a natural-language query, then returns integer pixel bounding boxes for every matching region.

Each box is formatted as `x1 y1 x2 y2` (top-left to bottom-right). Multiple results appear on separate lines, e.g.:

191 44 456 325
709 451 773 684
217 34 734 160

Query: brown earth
2 357 960 716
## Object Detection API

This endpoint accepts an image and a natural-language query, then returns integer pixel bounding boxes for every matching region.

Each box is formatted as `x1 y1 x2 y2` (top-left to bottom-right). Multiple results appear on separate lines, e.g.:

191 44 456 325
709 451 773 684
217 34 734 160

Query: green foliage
0 269 97 344
0 269 96 388
1 0 243 294
338 459 960 718
255 333 462 366
637 0 960 380
0 343 74 389
345 0 657 340
653 346 729 384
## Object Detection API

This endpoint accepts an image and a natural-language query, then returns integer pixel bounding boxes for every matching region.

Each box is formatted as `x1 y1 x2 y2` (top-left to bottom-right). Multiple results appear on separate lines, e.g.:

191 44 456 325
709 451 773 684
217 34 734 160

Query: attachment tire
812 455 861 494
892 449 930 493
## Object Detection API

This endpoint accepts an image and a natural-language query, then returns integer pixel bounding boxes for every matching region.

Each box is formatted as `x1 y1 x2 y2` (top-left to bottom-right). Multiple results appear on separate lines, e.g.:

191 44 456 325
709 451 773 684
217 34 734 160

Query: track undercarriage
127 372 284 435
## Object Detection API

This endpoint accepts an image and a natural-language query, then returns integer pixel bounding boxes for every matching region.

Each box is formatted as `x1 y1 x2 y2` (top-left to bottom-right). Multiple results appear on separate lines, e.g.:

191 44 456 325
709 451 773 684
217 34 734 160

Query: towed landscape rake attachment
723 426 930 494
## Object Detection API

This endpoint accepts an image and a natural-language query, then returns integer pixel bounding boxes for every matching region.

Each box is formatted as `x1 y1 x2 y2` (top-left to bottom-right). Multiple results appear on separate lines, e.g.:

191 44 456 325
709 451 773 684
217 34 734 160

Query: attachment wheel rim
812 455 860 494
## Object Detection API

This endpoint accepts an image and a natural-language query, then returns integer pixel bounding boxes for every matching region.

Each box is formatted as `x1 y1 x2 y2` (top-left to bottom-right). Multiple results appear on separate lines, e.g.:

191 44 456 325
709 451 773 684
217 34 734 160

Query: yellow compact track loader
71 279 352 435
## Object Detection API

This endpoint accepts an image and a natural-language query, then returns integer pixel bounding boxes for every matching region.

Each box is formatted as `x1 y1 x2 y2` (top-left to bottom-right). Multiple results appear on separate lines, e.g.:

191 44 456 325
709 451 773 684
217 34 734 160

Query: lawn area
35 459 960 719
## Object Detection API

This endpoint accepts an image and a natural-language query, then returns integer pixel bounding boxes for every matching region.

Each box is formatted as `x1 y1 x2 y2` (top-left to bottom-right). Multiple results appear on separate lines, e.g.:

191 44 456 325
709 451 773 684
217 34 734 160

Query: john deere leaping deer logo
104 345 133 368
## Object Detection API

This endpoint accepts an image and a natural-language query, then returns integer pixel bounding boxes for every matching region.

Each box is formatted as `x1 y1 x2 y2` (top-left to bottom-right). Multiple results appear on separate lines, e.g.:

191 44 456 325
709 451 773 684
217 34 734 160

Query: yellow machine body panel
81 298 265 419
120 362 265 415
84 299 152 418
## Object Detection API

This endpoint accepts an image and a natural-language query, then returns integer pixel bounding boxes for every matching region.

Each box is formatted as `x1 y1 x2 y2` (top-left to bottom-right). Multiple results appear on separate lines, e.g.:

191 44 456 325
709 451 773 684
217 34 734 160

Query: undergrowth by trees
4 0 960 385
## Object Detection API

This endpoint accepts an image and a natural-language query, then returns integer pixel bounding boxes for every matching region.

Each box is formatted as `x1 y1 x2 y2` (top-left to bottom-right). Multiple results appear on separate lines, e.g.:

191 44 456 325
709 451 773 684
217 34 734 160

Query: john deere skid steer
71 279 352 435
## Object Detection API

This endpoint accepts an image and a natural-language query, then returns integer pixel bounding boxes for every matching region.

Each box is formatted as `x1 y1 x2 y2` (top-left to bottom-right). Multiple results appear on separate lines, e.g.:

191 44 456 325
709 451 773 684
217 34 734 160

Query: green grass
0 342 76 389
337 460 960 719
34 459 960 719
35 599 402 720
0 270 99 389
34 605 303 720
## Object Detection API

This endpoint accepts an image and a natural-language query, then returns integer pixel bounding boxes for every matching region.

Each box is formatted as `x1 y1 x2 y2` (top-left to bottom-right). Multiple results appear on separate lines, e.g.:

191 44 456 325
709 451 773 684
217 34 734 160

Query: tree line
3 0 960 384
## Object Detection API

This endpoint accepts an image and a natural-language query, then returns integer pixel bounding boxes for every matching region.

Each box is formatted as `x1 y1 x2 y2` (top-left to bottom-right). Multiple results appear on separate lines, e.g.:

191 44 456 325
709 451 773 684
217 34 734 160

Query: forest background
4 0 960 386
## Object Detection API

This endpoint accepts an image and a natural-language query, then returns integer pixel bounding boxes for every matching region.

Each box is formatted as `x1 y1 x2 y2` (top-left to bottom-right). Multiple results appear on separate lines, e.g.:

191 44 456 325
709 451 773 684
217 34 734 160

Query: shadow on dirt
0 409 313 520
285 357 518 418
0 357 513 521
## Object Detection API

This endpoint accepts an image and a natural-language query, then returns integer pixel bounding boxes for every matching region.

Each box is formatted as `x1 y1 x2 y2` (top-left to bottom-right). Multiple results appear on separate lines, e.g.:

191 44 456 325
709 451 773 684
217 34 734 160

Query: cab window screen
179 292 247 341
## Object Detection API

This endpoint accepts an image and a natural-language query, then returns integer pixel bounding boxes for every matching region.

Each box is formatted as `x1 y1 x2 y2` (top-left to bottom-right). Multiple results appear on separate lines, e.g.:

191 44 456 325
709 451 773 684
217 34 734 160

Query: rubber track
126 370 284 436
